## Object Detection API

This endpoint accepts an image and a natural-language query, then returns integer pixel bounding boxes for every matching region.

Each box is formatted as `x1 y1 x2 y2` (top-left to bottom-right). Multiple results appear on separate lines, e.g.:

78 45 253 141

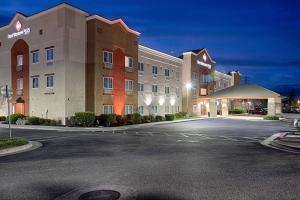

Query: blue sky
1 0 299 95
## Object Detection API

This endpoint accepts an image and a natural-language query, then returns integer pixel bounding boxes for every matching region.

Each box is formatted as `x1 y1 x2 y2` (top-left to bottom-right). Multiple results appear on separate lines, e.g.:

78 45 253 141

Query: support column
209 99 217 117
221 98 229 116
267 97 276 116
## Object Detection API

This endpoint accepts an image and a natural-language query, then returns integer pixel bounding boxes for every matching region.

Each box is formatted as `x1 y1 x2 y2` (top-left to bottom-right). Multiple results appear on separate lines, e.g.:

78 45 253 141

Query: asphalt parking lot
0 118 299 200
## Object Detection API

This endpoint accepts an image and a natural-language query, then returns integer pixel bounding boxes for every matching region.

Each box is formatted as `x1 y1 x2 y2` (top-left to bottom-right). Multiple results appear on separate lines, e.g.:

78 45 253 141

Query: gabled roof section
0 3 89 31
208 84 281 99
181 48 216 63
87 15 140 36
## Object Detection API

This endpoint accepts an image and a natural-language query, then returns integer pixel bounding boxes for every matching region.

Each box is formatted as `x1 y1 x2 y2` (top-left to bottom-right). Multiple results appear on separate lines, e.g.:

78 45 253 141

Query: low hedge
0 138 28 150
6 114 26 124
264 116 279 120
165 114 175 121
229 109 244 114
0 116 6 121
26 116 41 125
75 112 95 127
155 115 165 122
97 114 116 127
175 112 187 119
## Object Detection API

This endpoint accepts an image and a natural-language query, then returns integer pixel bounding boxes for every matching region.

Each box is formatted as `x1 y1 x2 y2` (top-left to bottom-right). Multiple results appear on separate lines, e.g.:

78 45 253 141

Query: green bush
175 112 188 119
155 115 165 122
132 113 142 124
229 109 244 114
141 116 151 123
6 114 26 124
97 114 116 127
75 112 96 127
264 116 279 120
0 116 6 121
26 116 41 125
165 114 175 121
125 120 134 125
149 114 156 122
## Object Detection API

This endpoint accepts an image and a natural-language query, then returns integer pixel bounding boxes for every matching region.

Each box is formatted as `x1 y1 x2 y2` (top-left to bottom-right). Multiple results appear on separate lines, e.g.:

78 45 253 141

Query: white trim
87 15 140 36
182 49 216 63
0 3 88 31
140 56 181 68
139 45 183 63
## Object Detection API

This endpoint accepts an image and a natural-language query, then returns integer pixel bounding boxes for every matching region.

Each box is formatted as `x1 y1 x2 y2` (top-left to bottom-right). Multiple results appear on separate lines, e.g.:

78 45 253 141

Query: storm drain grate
78 190 121 200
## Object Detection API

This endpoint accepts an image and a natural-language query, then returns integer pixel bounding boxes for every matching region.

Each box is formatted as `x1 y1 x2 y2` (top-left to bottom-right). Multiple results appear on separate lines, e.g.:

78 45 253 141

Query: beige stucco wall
0 5 87 124
138 46 182 116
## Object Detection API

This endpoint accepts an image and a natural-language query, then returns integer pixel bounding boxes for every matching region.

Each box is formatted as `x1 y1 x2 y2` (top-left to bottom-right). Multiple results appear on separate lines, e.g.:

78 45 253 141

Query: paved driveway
0 119 299 200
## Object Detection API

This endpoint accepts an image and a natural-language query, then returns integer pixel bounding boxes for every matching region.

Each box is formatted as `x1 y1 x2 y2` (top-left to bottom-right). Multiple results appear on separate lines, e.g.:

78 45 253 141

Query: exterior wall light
145 97 152 106
170 98 176 106
159 97 165 106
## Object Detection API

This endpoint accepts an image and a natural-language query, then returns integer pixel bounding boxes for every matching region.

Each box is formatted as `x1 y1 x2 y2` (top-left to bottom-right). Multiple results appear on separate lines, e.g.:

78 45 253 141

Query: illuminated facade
0 3 245 124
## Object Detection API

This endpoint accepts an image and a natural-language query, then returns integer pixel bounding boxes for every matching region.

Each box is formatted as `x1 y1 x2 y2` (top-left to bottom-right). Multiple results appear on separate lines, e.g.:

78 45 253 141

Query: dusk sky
1 0 299 95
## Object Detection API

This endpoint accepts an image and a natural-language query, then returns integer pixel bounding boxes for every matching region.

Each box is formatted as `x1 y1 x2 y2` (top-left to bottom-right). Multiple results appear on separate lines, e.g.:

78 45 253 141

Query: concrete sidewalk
0 117 206 132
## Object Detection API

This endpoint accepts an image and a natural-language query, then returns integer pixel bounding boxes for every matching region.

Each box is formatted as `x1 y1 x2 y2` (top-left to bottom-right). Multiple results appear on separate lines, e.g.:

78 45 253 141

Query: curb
0 141 42 157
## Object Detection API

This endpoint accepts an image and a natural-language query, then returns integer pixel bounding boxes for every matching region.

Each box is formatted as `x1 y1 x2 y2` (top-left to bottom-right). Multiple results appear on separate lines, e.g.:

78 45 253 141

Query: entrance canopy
208 84 280 99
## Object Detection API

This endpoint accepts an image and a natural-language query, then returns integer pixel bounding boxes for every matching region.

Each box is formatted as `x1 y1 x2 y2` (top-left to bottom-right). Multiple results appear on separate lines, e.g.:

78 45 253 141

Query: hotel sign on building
7 21 30 39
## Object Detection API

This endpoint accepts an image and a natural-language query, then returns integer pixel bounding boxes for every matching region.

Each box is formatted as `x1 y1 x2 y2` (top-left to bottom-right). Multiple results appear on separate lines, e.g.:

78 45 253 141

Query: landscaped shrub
155 115 165 122
0 116 6 121
26 116 41 125
75 112 96 127
6 114 26 124
141 116 151 123
131 113 142 124
264 116 279 120
165 114 175 121
175 112 188 119
229 109 244 114
149 114 156 122
97 114 116 127
116 115 126 126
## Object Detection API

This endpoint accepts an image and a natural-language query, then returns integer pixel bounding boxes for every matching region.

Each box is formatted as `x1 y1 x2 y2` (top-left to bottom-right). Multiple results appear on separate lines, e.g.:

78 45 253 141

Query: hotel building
0 3 281 124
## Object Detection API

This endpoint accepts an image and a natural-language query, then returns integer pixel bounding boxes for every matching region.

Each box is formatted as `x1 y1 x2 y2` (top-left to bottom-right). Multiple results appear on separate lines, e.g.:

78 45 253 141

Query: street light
186 82 192 113
1 85 13 139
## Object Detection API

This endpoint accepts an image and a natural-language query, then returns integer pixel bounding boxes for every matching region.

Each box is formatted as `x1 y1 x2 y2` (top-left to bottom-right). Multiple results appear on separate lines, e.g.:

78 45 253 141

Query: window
138 106 144 114
176 71 180 80
165 106 170 113
152 66 158 76
125 79 133 91
138 62 144 72
103 77 113 89
176 87 179 96
103 51 113 64
193 105 198 113
125 56 133 68
201 74 212 83
32 51 39 64
46 48 54 62
17 78 23 90
125 105 133 115
192 72 198 80
165 69 170 78
165 87 170 95
192 87 197 97
103 105 113 114
151 105 157 114
17 55 23 66
32 77 39 89
200 88 207 96
152 85 158 93
46 75 54 88
138 83 144 92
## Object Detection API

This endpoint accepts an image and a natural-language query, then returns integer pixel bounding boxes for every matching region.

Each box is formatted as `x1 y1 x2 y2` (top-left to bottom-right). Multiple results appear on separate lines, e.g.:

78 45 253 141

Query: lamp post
1 85 13 139
186 82 192 113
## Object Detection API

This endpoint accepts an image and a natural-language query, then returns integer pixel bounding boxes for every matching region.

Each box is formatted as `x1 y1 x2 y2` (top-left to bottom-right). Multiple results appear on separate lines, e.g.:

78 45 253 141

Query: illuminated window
17 55 23 66
200 88 207 96
125 56 133 68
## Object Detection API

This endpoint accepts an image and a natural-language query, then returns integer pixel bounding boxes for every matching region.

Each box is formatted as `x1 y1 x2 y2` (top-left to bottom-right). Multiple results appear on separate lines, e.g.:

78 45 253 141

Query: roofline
87 15 140 36
182 48 216 63
139 45 183 63
215 70 233 78
0 3 89 31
